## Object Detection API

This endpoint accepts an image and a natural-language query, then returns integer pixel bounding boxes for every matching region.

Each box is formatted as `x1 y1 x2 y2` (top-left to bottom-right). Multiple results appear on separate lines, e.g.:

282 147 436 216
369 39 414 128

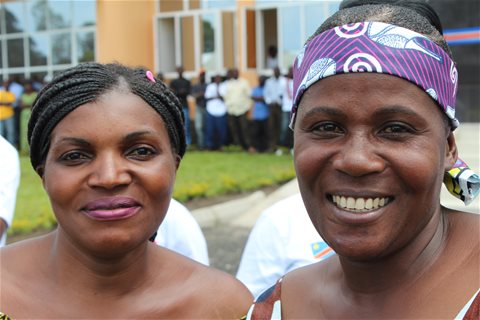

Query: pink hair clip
146 70 156 83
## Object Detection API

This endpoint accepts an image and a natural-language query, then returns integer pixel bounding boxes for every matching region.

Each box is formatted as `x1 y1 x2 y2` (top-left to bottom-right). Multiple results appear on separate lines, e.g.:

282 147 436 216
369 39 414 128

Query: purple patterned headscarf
291 21 479 206
291 21 458 129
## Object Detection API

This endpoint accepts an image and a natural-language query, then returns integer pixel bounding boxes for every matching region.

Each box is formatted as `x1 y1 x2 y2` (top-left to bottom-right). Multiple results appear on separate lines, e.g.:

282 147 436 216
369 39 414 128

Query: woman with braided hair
0 62 252 319
246 1 479 319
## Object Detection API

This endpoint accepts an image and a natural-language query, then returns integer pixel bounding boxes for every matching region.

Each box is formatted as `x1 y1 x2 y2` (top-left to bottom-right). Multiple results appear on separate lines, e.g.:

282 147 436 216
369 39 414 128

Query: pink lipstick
82 197 141 221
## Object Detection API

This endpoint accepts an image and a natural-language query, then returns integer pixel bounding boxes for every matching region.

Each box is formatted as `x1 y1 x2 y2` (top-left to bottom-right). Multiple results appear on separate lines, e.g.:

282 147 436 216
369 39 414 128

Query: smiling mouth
330 195 392 212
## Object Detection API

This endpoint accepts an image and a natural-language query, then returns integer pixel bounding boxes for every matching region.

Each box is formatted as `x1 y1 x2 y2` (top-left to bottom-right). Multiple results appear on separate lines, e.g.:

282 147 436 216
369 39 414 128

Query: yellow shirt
0 91 15 120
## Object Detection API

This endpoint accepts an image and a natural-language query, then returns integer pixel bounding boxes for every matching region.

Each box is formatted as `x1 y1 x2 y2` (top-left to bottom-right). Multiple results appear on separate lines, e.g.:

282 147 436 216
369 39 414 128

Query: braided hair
309 0 452 58
28 62 186 172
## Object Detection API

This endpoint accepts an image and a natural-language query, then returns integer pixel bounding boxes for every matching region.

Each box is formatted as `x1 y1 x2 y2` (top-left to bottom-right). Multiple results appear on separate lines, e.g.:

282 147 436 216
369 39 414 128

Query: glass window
48 0 72 29
51 33 71 64
0 43 3 68
5 1 26 34
7 38 25 67
73 0 95 27
157 17 176 73
201 0 235 9
29 34 49 66
27 0 48 32
201 13 216 71
279 6 301 69
304 4 327 39
77 31 95 62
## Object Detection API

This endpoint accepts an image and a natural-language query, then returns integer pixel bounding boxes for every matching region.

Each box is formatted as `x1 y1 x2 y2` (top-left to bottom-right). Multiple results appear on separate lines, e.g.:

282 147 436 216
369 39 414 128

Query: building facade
0 0 478 121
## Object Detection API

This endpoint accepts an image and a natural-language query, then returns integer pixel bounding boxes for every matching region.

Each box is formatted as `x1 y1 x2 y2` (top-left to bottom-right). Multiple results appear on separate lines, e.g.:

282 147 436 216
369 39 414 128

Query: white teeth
332 195 390 212
365 198 373 210
347 197 355 209
355 198 365 210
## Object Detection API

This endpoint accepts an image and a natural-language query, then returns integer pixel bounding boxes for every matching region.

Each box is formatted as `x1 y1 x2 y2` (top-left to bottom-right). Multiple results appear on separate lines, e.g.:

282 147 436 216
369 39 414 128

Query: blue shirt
252 86 269 120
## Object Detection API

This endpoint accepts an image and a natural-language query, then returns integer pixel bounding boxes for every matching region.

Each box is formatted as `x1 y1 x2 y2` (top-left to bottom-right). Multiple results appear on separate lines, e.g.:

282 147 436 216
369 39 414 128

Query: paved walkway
197 123 479 274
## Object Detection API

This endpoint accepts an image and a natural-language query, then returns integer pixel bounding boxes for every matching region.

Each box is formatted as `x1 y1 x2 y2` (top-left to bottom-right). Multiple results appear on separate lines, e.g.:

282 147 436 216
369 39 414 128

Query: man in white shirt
0 135 20 246
155 199 209 265
204 74 228 150
236 193 335 298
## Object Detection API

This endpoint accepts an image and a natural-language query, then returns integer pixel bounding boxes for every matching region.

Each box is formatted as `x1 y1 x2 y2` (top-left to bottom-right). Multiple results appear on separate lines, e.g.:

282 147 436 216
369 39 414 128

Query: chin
325 234 391 262
86 232 147 258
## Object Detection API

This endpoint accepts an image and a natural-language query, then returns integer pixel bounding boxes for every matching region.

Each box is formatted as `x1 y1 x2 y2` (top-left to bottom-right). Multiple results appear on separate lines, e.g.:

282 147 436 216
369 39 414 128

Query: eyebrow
372 105 420 118
302 106 346 119
123 130 156 143
54 137 91 148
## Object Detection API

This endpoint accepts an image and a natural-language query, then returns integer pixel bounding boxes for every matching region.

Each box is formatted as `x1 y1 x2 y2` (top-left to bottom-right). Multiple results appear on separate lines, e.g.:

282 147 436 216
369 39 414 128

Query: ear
174 155 181 171
36 165 44 178
444 132 458 171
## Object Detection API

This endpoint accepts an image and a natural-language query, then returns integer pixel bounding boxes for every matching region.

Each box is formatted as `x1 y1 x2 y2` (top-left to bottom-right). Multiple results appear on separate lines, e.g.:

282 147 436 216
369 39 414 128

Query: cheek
293 135 328 183
392 142 445 193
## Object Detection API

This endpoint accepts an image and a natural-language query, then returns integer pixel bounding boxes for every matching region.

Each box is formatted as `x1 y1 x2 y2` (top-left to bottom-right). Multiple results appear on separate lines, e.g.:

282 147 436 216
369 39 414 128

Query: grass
11 150 295 236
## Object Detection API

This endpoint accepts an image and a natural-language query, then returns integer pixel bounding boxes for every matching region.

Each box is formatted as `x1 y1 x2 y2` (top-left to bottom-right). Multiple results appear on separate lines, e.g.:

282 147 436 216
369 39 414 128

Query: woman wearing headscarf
246 0 479 318
0 62 252 318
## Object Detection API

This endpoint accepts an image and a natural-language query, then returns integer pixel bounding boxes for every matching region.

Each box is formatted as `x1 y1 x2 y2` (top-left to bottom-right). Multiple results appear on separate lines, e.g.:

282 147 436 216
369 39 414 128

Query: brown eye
128 146 157 160
59 151 90 164
312 122 343 134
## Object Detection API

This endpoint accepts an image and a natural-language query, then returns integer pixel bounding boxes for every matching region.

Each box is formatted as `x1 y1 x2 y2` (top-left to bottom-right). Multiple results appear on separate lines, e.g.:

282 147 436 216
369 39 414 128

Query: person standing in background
204 74 228 150
0 135 20 247
170 66 192 146
8 76 24 150
0 80 16 145
264 67 285 153
191 70 208 149
249 75 270 153
280 66 294 149
224 68 252 151
19 81 38 154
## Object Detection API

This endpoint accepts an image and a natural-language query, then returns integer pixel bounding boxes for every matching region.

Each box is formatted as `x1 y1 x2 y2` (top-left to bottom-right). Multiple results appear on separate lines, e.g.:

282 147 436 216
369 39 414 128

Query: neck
338 209 448 294
47 228 157 296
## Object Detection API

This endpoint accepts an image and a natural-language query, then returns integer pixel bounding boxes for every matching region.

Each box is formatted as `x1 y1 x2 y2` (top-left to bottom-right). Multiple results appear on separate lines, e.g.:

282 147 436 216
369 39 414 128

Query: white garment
205 82 227 116
236 193 335 298
281 78 294 112
224 78 252 116
264 76 286 105
155 199 209 265
0 135 20 246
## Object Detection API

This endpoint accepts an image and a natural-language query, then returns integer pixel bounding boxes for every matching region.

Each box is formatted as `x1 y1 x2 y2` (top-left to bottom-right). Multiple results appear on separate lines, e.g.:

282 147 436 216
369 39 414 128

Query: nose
332 134 386 177
87 153 132 189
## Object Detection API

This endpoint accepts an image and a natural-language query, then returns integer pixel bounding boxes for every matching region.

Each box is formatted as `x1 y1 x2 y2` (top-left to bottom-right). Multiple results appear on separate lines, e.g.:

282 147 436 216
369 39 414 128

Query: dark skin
282 73 479 319
0 89 253 318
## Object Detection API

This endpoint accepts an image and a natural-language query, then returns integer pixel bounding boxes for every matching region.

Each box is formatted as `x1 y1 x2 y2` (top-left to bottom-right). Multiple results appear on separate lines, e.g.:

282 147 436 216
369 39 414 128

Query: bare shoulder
445 208 480 246
0 234 52 312
152 249 253 318
189 263 253 318
280 257 339 318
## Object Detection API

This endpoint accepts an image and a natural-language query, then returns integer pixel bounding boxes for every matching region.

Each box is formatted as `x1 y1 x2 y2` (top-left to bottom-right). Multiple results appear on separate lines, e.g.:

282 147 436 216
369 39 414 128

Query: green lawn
12 150 295 236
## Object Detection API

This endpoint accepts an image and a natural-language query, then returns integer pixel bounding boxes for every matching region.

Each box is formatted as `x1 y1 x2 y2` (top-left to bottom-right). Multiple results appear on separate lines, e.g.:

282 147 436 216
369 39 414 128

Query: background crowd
166 65 294 154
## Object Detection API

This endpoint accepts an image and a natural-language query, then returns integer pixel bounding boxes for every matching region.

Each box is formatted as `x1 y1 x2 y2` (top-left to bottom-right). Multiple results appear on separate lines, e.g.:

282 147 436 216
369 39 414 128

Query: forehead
50 90 167 140
297 73 442 119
